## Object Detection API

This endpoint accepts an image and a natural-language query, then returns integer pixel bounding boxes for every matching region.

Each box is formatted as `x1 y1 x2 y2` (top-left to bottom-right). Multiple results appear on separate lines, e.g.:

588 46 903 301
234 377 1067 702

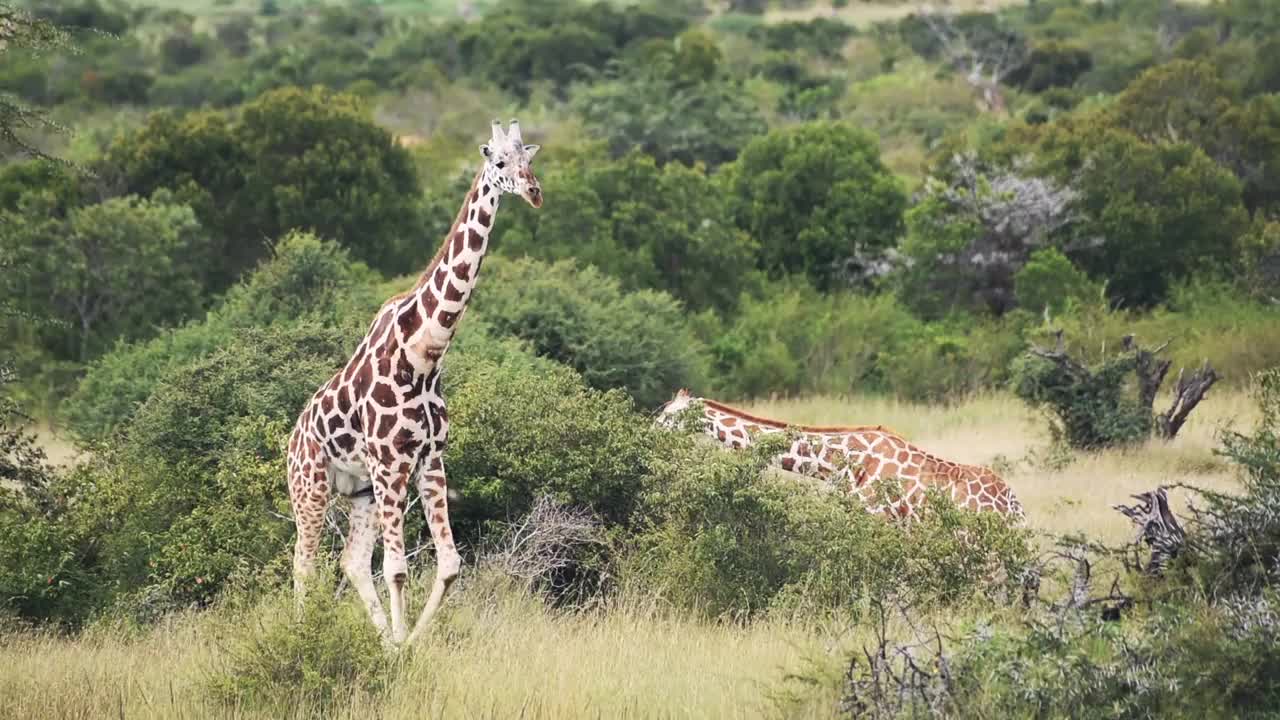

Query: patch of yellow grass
0 588 850 720
744 389 1252 543
762 0 1030 26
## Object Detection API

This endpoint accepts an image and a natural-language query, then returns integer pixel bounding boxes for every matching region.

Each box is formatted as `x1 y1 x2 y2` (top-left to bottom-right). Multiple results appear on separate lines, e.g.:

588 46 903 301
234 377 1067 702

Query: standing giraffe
658 389 1025 522
287 120 542 646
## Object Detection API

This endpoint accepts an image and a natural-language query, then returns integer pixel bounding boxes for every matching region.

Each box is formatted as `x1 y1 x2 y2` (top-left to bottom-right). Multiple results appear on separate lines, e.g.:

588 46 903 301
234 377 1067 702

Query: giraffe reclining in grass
658 389 1025 522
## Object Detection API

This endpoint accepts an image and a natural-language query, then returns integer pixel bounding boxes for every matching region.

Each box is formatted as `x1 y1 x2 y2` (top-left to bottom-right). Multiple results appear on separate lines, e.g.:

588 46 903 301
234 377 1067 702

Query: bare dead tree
1113 487 1187 576
488 495 608 604
909 153 1084 314
840 596 956 719
918 5 1027 114
1024 333 1218 445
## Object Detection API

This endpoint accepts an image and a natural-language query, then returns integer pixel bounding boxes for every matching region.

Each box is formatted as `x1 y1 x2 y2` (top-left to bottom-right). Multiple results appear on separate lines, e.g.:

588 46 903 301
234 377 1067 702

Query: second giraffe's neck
398 167 502 362
699 400 784 448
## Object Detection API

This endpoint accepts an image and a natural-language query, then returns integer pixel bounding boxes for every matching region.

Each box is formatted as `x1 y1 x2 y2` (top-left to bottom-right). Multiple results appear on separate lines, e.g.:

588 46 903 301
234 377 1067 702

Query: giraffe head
480 119 542 208
655 388 697 429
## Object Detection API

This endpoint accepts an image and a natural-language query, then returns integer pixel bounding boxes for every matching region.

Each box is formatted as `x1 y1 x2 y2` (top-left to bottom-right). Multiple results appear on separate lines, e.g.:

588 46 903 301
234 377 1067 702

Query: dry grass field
2 389 1252 719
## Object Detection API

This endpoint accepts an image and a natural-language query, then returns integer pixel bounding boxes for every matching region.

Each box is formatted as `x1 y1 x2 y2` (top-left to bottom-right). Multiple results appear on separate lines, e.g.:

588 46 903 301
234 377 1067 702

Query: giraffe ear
523 144 540 159
480 144 492 158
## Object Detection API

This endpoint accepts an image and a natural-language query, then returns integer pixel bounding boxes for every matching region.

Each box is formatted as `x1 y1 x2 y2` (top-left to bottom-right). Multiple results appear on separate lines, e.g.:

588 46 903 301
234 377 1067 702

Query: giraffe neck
395 167 502 364
699 400 784 449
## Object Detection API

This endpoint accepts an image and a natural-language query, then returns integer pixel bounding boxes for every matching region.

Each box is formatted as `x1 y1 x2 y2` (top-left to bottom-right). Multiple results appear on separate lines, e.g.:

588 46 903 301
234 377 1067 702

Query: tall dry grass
0 582 851 720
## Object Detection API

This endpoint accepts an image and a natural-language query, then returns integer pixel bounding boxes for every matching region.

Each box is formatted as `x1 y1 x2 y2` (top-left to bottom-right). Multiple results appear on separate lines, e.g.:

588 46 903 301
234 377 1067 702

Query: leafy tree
65 231 383 442
500 152 759 312
1008 41 1093 91
720 122 907 291
0 191 207 362
1013 247 1099 315
1210 93 1280 214
104 87 422 285
1066 130 1249 307
573 37 765 167
747 18 854 58
1107 60 1236 148
0 2 78 161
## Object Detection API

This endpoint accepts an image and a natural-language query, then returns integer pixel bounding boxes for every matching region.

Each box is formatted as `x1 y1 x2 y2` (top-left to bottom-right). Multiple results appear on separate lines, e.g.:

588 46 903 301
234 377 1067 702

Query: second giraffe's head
481 119 542 208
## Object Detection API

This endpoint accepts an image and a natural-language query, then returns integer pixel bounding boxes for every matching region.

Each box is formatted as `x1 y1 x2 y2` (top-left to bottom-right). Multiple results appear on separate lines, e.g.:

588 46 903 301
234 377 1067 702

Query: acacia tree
0 3 76 161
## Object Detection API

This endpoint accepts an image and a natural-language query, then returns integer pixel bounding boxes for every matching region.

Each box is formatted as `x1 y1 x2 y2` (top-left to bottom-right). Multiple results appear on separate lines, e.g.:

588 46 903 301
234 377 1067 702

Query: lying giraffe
658 389 1025 522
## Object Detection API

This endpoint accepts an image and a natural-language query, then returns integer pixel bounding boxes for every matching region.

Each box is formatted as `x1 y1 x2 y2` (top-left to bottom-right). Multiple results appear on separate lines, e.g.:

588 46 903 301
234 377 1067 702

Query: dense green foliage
2 10 1280 711
470 256 708 407
722 122 907 291
102 86 422 282
499 151 758 313
629 435 1032 619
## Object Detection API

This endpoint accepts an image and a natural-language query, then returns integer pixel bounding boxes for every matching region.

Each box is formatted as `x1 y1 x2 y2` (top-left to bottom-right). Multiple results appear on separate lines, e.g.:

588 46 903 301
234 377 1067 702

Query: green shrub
708 282 1025 402
444 354 668 533
498 152 760 313
104 86 423 283
469 257 708 409
1011 348 1153 449
209 575 392 710
1014 247 1100 315
65 232 381 442
1185 366 1280 598
626 436 1032 620
951 597 1280 719
1009 41 1093 91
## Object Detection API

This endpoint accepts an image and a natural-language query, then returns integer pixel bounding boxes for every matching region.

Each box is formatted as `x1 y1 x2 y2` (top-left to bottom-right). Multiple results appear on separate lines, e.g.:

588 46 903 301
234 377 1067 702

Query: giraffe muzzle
524 186 543 208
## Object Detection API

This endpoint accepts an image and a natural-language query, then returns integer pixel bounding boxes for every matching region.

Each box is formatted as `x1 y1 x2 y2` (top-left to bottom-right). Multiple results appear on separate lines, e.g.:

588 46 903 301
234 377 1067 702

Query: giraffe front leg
406 452 461 646
340 489 390 639
366 456 411 645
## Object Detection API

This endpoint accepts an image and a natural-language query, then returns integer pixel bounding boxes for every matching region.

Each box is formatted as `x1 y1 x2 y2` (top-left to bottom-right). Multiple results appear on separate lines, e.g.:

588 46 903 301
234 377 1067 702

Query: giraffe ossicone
658 390 1025 522
286 119 543 647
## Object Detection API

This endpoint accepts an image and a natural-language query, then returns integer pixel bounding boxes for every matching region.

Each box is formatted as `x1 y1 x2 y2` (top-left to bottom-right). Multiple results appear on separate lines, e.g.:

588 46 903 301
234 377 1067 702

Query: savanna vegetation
2 0 1279 717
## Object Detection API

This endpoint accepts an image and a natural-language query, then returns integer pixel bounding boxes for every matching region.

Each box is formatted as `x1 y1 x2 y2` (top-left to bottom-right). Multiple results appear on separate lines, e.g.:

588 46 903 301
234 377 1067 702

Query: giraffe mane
699 399 907 438
380 168 484 311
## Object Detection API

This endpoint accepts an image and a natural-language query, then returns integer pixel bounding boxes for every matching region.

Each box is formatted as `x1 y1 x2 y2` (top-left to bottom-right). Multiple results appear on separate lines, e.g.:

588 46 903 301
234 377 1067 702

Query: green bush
104 87 423 284
1009 41 1093 91
65 232 381 443
707 281 1025 402
625 436 1032 619
1011 348 1153 449
209 575 392 710
469 256 708 409
1014 247 1100 315
498 152 760 313
951 597 1280 719
443 353 669 533
0 191 208 364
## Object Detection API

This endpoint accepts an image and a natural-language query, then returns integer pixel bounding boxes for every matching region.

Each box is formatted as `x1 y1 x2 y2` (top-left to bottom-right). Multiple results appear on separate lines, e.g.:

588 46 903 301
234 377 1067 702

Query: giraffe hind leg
288 452 328 602
340 488 390 638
